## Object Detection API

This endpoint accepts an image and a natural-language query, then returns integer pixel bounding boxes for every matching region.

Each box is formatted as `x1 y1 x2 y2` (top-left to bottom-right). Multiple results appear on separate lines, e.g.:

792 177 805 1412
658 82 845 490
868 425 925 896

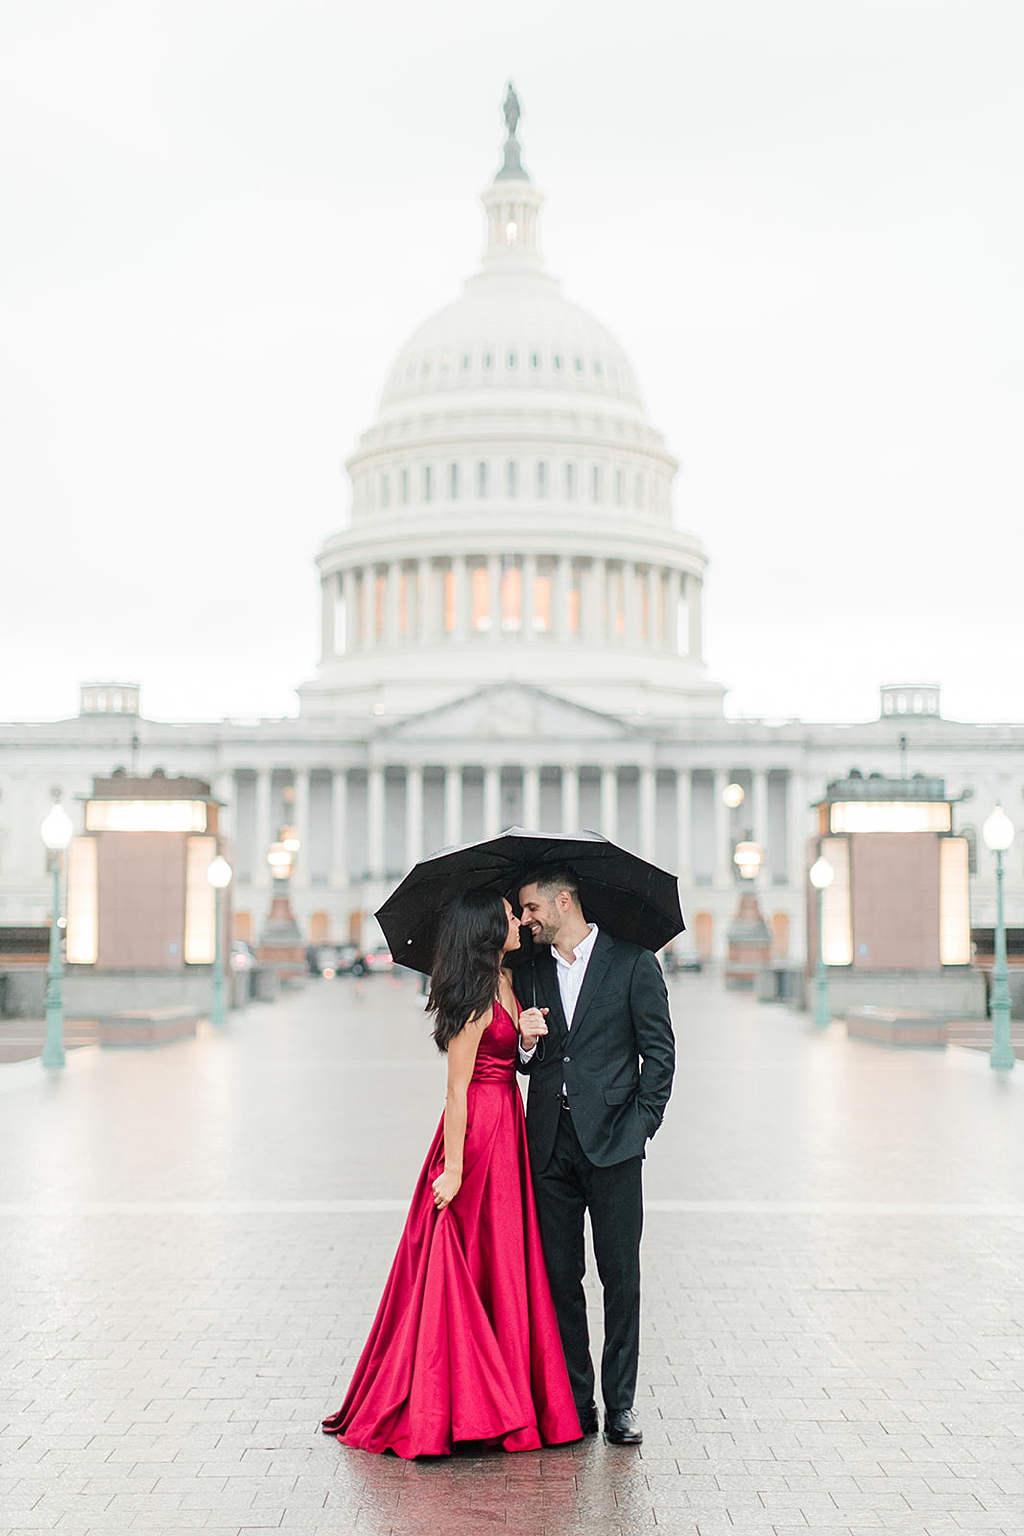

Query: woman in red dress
321 890 581 1458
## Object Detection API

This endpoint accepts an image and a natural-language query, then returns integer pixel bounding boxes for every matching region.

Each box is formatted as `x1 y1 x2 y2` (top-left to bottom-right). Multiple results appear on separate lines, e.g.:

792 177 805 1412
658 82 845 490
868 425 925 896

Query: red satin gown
321 1000 581 1458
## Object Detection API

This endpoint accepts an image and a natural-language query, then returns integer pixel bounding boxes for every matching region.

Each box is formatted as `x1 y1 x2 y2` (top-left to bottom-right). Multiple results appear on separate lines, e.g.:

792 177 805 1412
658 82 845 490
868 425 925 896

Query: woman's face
500 898 522 954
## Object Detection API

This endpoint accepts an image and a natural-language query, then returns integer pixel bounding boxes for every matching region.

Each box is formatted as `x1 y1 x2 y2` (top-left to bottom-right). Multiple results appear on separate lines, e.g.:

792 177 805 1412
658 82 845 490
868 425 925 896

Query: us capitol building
2 96 1022 964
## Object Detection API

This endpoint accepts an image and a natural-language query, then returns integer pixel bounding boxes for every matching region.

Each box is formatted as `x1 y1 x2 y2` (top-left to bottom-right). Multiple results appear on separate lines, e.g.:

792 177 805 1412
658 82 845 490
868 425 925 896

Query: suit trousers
532 1105 644 1414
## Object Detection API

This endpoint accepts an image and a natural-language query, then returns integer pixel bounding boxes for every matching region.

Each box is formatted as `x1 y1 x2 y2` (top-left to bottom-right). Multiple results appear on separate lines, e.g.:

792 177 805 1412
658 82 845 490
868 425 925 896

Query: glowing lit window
398 572 410 636
501 563 522 631
443 569 456 633
184 837 217 964
939 838 971 964
66 836 98 964
567 585 580 634
375 573 387 638
830 802 952 834
472 567 491 632
85 801 208 833
533 576 551 632
820 837 853 965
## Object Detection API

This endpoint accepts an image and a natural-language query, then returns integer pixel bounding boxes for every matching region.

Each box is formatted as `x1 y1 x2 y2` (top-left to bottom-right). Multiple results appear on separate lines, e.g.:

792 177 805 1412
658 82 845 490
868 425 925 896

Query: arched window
449 462 459 500
478 461 488 498
536 461 547 498
507 460 518 498
423 465 432 502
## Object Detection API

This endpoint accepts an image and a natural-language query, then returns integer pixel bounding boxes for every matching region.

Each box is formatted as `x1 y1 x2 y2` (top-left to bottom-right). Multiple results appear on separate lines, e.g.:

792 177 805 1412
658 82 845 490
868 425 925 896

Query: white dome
379 270 643 414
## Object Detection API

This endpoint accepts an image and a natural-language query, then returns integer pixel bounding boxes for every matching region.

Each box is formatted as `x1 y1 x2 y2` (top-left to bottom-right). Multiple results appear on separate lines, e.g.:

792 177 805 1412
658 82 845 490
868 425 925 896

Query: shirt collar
552 923 599 967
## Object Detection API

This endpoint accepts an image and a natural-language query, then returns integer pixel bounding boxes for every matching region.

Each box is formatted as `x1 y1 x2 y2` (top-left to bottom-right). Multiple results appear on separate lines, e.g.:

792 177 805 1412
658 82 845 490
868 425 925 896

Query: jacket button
563 1055 571 1063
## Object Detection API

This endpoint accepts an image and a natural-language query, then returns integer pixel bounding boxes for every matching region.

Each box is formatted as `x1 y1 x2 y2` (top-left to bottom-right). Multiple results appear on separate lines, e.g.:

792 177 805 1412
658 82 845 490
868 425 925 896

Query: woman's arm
432 1007 490 1209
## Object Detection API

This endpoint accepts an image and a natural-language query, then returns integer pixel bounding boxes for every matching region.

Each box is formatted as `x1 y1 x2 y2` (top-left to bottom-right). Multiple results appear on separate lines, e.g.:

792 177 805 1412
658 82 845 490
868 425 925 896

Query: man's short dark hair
519 867 581 906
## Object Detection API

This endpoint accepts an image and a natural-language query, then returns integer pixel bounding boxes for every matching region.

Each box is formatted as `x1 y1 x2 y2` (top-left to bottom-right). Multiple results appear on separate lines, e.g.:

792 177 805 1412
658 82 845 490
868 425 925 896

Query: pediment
377 683 638 745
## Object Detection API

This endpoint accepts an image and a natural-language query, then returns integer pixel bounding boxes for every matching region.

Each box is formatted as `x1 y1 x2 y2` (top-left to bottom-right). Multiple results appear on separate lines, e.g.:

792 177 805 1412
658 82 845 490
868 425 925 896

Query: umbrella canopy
375 826 685 974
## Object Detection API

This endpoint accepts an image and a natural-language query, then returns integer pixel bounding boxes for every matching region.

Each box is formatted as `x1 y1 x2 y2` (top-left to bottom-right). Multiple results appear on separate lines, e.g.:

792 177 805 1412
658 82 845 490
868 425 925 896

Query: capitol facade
2 103 1022 963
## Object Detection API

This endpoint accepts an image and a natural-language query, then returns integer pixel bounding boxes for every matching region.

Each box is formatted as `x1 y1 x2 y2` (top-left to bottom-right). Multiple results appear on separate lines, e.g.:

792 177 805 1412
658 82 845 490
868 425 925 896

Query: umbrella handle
531 957 537 1009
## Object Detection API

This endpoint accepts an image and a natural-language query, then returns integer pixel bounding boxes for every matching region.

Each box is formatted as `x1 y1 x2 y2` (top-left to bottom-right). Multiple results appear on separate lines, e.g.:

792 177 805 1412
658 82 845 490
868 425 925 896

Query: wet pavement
1 970 1023 1535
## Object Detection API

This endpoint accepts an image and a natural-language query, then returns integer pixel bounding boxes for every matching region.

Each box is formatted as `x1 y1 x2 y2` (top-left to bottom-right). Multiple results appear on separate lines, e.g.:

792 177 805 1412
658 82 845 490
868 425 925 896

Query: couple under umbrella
321 828 680 1457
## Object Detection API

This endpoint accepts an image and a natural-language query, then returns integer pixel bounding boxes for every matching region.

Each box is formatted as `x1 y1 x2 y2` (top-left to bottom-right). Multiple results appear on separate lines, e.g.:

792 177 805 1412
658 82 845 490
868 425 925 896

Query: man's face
518 882 563 946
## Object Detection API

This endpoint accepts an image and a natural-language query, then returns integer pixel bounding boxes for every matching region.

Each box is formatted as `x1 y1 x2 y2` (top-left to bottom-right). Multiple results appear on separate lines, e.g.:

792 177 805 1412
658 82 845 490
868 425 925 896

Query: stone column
483 765 501 838
752 768 769 858
320 574 335 660
668 568 683 654
600 766 618 841
453 556 469 642
385 561 400 646
343 568 358 653
291 769 310 888
405 766 424 869
331 770 347 885
788 770 806 889
212 771 233 841
675 769 692 885
639 765 656 862
488 554 501 643
416 558 430 643
444 765 463 847
554 555 571 642
522 553 537 643
560 763 579 833
688 574 703 660
367 766 385 879
714 769 733 886
647 565 661 646
588 560 605 644
522 766 541 830
254 768 272 888
624 562 642 645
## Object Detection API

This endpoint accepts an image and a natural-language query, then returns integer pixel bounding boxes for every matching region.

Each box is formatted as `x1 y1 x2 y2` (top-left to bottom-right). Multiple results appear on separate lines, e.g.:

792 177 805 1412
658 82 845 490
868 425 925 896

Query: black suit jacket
515 930 675 1171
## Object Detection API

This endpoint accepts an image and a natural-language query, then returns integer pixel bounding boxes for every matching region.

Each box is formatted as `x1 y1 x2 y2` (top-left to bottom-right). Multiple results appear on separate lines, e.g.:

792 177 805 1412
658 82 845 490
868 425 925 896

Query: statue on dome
502 82 521 140
496 81 528 181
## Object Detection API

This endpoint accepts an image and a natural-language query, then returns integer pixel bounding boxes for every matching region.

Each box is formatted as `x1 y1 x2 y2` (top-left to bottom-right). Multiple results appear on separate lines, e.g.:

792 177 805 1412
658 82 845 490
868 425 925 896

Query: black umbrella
375 826 685 975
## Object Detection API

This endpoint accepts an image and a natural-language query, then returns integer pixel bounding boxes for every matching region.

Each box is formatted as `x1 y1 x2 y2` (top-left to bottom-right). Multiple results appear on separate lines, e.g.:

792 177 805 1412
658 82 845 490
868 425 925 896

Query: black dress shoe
577 1402 599 1435
604 1408 643 1444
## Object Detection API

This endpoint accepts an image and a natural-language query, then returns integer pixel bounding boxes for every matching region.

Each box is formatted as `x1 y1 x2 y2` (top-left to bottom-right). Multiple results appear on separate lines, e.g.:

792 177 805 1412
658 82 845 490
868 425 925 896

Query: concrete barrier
845 1006 948 1049
100 1008 200 1048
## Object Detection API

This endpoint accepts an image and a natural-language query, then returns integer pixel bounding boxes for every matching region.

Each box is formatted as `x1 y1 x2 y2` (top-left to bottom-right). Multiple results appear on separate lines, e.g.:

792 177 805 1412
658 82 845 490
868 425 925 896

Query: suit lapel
564 930 614 1041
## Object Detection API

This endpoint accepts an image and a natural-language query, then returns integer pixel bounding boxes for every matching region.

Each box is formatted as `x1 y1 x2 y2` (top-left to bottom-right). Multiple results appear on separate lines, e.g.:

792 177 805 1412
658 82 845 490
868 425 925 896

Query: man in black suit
515 868 675 1445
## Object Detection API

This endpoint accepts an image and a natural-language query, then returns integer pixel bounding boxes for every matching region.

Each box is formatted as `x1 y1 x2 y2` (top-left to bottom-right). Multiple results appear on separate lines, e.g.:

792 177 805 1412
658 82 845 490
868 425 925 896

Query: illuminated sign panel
830 801 951 835
939 838 971 966
86 800 208 833
184 837 217 964
821 837 853 966
65 837 99 964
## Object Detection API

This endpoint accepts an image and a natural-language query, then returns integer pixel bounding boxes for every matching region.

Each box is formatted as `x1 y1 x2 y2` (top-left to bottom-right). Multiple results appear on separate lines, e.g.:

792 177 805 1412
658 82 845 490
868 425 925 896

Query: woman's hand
518 1006 549 1050
432 1167 462 1209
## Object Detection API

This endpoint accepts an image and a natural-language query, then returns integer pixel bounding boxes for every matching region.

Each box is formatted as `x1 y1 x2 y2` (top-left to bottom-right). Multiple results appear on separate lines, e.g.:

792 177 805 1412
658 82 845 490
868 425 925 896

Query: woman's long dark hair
427 889 508 1052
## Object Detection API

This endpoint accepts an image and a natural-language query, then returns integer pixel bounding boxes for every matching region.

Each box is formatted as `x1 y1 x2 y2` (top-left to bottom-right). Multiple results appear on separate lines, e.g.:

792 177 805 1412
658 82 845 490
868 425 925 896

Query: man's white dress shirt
519 924 599 1063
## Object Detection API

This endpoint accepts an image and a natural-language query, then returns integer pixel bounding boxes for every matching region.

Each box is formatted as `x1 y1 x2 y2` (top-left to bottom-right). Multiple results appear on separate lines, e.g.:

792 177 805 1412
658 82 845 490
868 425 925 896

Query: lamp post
982 806 1015 1071
207 855 233 1027
808 855 835 1029
40 802 74 1069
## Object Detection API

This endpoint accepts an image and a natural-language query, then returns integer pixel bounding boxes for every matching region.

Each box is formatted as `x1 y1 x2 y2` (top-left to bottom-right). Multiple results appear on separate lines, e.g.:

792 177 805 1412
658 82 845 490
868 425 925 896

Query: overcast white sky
2 1 1021 726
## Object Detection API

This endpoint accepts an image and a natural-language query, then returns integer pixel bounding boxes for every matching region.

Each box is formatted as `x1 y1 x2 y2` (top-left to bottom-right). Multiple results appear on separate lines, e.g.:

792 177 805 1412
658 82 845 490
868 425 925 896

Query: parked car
662 943 703 975
333 943 366 976
363 945 394 974
231 940 257 973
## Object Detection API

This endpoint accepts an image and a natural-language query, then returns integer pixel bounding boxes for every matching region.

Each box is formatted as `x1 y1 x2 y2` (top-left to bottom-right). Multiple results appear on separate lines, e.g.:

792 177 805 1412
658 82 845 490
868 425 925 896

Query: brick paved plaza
2 972 1023 1536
